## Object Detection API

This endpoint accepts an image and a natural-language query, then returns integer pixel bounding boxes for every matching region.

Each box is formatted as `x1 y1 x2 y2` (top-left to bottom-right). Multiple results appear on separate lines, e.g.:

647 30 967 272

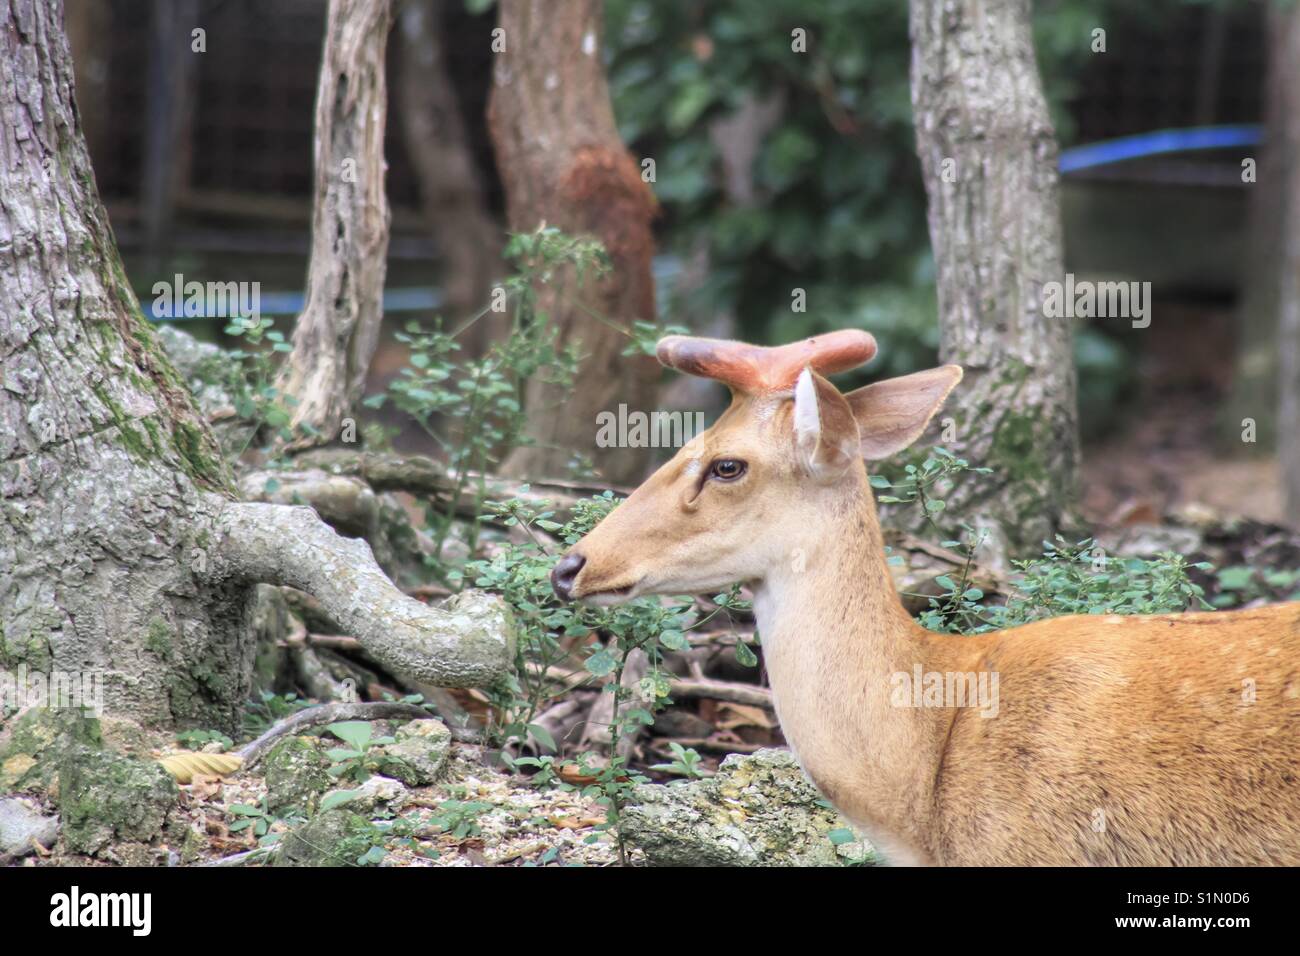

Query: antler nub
655 329 877 393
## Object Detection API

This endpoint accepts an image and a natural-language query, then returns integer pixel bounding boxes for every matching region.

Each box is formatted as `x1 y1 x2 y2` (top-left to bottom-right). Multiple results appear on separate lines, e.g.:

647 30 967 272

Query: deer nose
551 552 586 601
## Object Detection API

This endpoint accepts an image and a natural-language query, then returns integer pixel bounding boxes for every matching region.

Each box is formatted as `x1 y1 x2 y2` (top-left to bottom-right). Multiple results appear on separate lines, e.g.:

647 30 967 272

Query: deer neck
750 477 955 862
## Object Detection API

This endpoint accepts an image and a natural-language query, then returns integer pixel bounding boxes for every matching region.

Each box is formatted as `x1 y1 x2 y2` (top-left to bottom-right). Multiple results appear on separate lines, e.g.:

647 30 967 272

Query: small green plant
323 720 396 784
227 797 305 847
221 314 302 456
876 448 1215 634
366 226 685 575
1212 565 1300 608
426 799 495 840
242 691 313 738
650 742 705 779
175 728 234 752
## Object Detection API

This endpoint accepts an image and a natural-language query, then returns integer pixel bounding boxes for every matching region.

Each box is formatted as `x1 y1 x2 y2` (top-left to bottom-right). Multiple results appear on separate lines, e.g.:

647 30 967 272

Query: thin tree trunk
277 0 394 446
488 0 660 485
908 0 1080 560
1275 4 1300 524
1222 0 1288 453
398 0 503 353
0 0 512 733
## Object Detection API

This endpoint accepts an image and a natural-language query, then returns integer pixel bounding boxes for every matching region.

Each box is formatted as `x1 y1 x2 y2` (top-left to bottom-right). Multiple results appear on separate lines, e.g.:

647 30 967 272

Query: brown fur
561 336 1300 865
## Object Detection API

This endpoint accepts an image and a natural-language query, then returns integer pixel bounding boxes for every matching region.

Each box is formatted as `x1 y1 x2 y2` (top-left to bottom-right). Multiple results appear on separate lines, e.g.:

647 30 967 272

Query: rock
263 736 334 814
318 774 408 813
153 324 256 454
1097 523 1203 559
57 746 178 856
0 797 58 858
153 324 240 414
275 808 375 867
377 718 452 786
0 709 102 795
620 748 872 866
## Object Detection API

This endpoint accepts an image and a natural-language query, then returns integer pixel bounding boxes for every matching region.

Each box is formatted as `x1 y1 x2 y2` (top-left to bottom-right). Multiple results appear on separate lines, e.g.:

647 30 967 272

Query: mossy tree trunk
0 0 250 728
0 0 512 735
488 0 660 485
908 0 1080 560
276 0 394 446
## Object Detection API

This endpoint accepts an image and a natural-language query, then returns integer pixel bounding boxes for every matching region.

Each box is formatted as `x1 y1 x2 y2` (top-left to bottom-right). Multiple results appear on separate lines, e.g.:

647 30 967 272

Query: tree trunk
277 0 394 446
1276 4 1300 525
397 0 503 354
488 0 660 485
1222 1 1289 453
908 0 1080 560
0 0 511 733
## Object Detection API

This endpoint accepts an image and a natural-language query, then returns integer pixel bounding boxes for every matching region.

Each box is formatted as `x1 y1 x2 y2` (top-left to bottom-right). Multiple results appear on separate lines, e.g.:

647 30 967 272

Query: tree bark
1222 1 1289 453
397 0 503 354
1275 4 1300 524
277 0 394 445
908 0 1080 560
0 0 512 733
488 0 661 485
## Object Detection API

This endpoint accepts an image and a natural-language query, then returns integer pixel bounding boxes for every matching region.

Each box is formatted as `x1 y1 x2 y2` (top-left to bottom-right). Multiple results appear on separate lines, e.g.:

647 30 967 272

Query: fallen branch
236 700 435 768
213 501 514 689
290 448 633 521
668 678 773 709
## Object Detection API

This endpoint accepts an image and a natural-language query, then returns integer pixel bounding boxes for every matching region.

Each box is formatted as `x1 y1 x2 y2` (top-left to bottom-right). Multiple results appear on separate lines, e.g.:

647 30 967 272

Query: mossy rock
275 807 375 867
376 718 451 787
263 735 333 814
58 745 178 855
620 748 873 867
0 710 101 794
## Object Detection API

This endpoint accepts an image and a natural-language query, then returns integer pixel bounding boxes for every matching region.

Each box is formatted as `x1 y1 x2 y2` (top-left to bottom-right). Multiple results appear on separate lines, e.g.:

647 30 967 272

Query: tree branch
212 500 514 689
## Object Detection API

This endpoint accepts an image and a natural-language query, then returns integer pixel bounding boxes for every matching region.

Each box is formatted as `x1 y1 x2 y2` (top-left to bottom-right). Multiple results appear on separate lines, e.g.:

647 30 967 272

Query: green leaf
734 641 758 667
319 789 364 812
325 721 373 750
527 723 557 752
584 648 618 677
657 628 689 651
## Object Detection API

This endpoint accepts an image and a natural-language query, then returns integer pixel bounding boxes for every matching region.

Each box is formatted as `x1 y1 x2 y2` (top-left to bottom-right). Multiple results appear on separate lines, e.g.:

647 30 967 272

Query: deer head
551 331 963 603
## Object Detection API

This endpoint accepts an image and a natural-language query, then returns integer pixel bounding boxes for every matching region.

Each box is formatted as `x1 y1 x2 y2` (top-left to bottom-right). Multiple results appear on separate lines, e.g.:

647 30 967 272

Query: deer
550 330 1300 866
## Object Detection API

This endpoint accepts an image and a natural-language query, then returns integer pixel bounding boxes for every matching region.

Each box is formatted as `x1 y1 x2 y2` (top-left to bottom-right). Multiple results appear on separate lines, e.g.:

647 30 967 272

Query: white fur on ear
793 366 820 449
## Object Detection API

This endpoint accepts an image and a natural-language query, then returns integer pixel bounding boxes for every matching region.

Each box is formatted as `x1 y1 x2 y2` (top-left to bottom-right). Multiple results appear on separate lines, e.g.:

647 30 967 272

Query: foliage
650 742 706 779
242 691 313 739
1211 565 1300 608
227 797 306 847
174 728 233 752
323 720 397 784
873 448 1216 634
366 226 682 570
466 490 750 862
604 0 1137 381
221 314 299 454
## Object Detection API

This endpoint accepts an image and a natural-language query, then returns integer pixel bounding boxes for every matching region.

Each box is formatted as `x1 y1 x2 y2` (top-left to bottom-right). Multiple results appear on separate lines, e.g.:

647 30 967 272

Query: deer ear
793 367 859 481
843 365 963 461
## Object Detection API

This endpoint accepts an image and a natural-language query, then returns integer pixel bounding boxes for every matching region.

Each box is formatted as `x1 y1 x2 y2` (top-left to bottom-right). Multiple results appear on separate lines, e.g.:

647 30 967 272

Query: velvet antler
655 329 878 393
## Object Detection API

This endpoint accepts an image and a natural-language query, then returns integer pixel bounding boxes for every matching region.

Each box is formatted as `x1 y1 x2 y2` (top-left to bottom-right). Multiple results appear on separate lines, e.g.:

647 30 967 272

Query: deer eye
709 458 747 481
